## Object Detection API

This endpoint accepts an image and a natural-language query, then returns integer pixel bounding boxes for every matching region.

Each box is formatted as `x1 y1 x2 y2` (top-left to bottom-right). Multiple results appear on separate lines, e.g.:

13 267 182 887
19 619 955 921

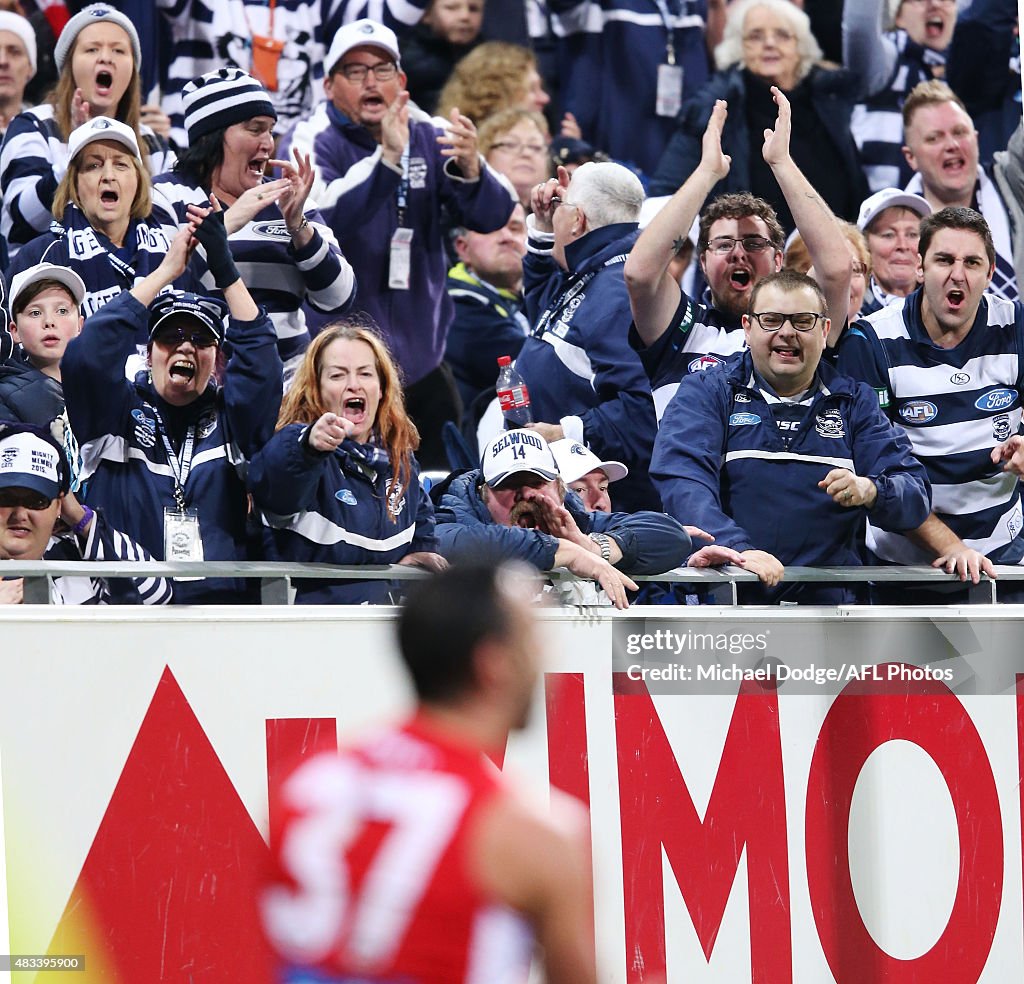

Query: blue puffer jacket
434 469 690 574
651 351 931 603
0 351 64 426
62 291 283 604
248 424 437 605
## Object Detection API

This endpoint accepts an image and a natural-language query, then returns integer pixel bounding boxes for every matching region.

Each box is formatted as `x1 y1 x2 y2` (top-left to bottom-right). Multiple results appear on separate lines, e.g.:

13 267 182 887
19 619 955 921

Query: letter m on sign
615 680 791 982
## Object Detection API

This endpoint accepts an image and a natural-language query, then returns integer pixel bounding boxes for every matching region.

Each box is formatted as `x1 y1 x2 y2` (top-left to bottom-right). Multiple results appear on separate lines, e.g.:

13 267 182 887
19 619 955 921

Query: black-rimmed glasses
750 311 825 332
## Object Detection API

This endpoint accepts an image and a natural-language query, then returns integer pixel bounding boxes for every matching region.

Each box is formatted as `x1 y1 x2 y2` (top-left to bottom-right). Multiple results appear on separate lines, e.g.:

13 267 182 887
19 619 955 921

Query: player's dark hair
397 563 516 703
918 206 995 269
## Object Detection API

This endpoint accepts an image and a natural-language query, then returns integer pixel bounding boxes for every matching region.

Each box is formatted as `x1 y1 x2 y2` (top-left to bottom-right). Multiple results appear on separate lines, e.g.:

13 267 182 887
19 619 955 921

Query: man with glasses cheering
280 19 514 468
625 92 854 420
651 270 984 603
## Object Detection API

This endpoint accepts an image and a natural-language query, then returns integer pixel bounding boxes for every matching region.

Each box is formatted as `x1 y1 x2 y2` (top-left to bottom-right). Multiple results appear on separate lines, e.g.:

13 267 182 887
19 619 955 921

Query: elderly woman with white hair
650 0 867 233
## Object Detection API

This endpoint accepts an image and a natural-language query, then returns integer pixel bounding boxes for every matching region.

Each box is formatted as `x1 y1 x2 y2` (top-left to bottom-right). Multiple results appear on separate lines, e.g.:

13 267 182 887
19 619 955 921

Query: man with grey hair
512 161 660 511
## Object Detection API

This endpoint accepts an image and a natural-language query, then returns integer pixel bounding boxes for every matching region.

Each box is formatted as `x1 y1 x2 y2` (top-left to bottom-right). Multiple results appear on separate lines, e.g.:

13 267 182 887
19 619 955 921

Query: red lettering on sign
546 672 590 808
806 665 1003 982
616 680 791 982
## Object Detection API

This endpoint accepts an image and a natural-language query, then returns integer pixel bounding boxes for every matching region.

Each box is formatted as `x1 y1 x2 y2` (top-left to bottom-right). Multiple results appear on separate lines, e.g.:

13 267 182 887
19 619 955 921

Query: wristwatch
589 532 612 563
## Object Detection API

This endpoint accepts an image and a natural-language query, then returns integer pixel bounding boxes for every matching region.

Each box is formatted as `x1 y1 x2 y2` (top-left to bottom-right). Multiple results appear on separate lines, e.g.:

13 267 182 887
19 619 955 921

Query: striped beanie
182 68 277 144
55 4 141 73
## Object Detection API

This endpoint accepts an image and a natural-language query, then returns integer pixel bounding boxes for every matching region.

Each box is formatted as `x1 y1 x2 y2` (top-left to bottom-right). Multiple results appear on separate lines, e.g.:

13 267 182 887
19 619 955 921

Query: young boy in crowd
0 263 85 426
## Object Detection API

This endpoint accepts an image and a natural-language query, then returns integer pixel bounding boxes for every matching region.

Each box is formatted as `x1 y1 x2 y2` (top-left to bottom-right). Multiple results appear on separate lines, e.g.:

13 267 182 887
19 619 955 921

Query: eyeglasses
0 488 52 510
490 139 547 155
152 327 218 348
551 196 579 211
750 311 825 332
742 28 796 45
337 61 398 83
707 235 775 254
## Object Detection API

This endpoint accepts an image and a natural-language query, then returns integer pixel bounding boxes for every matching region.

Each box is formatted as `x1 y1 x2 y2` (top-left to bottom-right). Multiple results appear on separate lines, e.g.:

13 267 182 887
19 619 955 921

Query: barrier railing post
260 577 292 606
21 576 51 604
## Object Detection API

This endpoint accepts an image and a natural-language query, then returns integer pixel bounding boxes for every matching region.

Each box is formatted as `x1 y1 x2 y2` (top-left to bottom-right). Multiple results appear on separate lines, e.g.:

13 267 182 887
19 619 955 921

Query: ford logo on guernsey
729 412 761 426
688 354 724 373
899 400 938 423
252 221 293 241
974 388 1018 413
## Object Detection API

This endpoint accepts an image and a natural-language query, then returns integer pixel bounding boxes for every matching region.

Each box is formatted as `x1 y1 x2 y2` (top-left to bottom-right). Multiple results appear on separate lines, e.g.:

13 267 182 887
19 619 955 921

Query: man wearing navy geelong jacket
652 269 990 603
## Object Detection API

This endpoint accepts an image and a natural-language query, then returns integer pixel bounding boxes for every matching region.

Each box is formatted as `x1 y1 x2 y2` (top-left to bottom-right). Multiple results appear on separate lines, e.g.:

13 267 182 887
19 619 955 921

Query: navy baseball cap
148 291 226 344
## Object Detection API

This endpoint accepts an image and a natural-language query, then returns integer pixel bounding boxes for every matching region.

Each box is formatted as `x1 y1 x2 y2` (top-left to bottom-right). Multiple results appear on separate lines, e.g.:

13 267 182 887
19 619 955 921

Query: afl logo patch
688 354 724 373
899 400 938 424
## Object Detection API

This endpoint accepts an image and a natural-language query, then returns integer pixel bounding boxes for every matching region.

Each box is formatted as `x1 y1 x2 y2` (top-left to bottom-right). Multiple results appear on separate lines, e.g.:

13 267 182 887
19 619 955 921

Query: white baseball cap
9 263 86 316
0 430 63 500
549 439 628 484
482 430 559 488
857 188 931 232
67 116 141 163
325 19 400 76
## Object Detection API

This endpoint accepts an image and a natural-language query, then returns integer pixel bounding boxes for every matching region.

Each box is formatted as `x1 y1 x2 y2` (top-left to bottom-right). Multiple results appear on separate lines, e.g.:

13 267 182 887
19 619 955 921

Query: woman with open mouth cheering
0 4 175 263
249 322 446 605
152 68 355 386
5 117 197 374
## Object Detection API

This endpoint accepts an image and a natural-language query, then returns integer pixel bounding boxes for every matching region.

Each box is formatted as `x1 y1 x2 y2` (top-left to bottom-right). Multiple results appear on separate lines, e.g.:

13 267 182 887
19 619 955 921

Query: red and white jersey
262 715 535 984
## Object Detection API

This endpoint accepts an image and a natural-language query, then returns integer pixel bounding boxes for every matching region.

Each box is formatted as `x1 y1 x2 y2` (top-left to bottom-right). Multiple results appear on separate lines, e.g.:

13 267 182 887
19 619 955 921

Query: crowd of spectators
0 0 1021 607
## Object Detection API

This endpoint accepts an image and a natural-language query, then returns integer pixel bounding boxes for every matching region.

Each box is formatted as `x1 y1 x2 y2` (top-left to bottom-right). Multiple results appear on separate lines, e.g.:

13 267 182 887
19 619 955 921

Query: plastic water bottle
496 356 533 429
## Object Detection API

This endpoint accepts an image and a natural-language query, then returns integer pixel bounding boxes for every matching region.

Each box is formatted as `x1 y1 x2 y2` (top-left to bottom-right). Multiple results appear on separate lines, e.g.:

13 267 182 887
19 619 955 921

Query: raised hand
380 91 411 166
270 149 315 236
438 107 480 179
761 86 793 168
701 99 732 181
